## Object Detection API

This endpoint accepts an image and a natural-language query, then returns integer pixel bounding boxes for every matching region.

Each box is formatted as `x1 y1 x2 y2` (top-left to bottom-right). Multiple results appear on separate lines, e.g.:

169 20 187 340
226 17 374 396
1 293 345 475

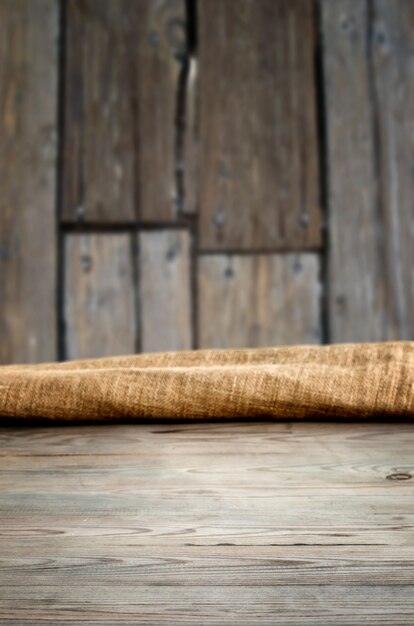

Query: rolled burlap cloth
0 342 413 423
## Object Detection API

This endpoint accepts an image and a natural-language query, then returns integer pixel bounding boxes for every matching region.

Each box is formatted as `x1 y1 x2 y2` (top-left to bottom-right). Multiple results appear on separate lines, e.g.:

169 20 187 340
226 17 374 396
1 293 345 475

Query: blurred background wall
0 0 413 364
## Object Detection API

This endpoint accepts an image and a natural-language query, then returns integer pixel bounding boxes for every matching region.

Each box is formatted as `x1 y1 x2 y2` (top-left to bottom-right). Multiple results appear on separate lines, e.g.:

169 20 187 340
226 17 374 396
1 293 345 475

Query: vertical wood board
198 254 321 349
371 0 414 340
62 0 137 223
323 0 414 342
182 57 199 215
0 0 58 364
322 0 387 342
62 0 185 224
64 234 136 359
139 230 192 352
138 0 186 222
197 0 321 251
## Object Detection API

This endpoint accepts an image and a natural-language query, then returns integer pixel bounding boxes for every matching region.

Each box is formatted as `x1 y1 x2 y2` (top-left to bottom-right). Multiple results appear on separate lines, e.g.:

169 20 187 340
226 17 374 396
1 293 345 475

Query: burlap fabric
0 342 413 422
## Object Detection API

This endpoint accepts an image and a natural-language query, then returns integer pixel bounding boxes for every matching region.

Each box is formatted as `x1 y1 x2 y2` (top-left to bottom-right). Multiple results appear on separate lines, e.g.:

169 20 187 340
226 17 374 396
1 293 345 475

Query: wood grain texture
62 0 137 223
139 230 192 352
322 0 414 343
198 254 321 348
182 57 199 214
0 0 58 364
62 0 185 223
0 421 414 624
322 0 388 343
197 0 321 251
371 0 414 340
64 234 136 359
138 0 186 222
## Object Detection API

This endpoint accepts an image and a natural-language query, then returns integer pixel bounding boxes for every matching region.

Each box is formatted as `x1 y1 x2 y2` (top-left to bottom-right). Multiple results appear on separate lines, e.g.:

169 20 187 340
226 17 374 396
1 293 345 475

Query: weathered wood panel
197 0 321 251
62 0 137 223
322 0 388 342
62 0 185 224
323 0 414 343
182 57 199 215
64 234 136 359
0 0 58 364
138 0 186 222
371 0 414 340
139 230 192 352
1 422 414 623
198 254 321 348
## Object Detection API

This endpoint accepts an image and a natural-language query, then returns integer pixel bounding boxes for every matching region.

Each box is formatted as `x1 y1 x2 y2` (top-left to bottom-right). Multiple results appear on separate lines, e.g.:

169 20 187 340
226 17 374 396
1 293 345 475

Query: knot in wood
386 472 412 481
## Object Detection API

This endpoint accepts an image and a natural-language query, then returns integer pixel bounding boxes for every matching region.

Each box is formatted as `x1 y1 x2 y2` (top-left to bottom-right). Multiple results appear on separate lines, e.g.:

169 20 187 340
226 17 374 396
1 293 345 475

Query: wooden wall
0 0 413 364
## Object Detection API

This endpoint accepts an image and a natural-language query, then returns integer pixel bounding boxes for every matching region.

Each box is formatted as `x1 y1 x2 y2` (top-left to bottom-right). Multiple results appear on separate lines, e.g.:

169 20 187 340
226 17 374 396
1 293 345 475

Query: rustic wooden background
0 0 413 364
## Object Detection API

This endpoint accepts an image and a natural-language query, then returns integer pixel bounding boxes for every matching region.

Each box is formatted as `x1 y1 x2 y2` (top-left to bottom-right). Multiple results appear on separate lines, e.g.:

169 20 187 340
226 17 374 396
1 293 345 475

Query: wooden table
0 422 413 625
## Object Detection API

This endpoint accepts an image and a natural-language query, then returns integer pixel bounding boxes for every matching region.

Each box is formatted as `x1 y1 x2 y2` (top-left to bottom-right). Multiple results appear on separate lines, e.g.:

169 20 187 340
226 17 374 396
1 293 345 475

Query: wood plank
64 234 136 359
0 0 58 364
1 586 414 625
198 254 321 349
197 0 321 251
322 0 388 342
62 0 137 223
0 422 413 624
182 57 199 214
0 587 413 625
138 0 186 222
371 0 414 339
322 0 414 342
139 230 192 352
62 0 185 223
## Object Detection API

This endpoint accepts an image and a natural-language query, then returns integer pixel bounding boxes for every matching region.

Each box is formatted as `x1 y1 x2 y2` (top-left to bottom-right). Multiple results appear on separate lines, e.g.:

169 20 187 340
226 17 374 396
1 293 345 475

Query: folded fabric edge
0 341 413 423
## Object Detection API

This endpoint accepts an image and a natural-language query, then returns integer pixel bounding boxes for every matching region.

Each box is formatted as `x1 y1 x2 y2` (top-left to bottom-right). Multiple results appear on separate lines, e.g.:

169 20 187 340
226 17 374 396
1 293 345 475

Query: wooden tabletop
0 421 413 625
